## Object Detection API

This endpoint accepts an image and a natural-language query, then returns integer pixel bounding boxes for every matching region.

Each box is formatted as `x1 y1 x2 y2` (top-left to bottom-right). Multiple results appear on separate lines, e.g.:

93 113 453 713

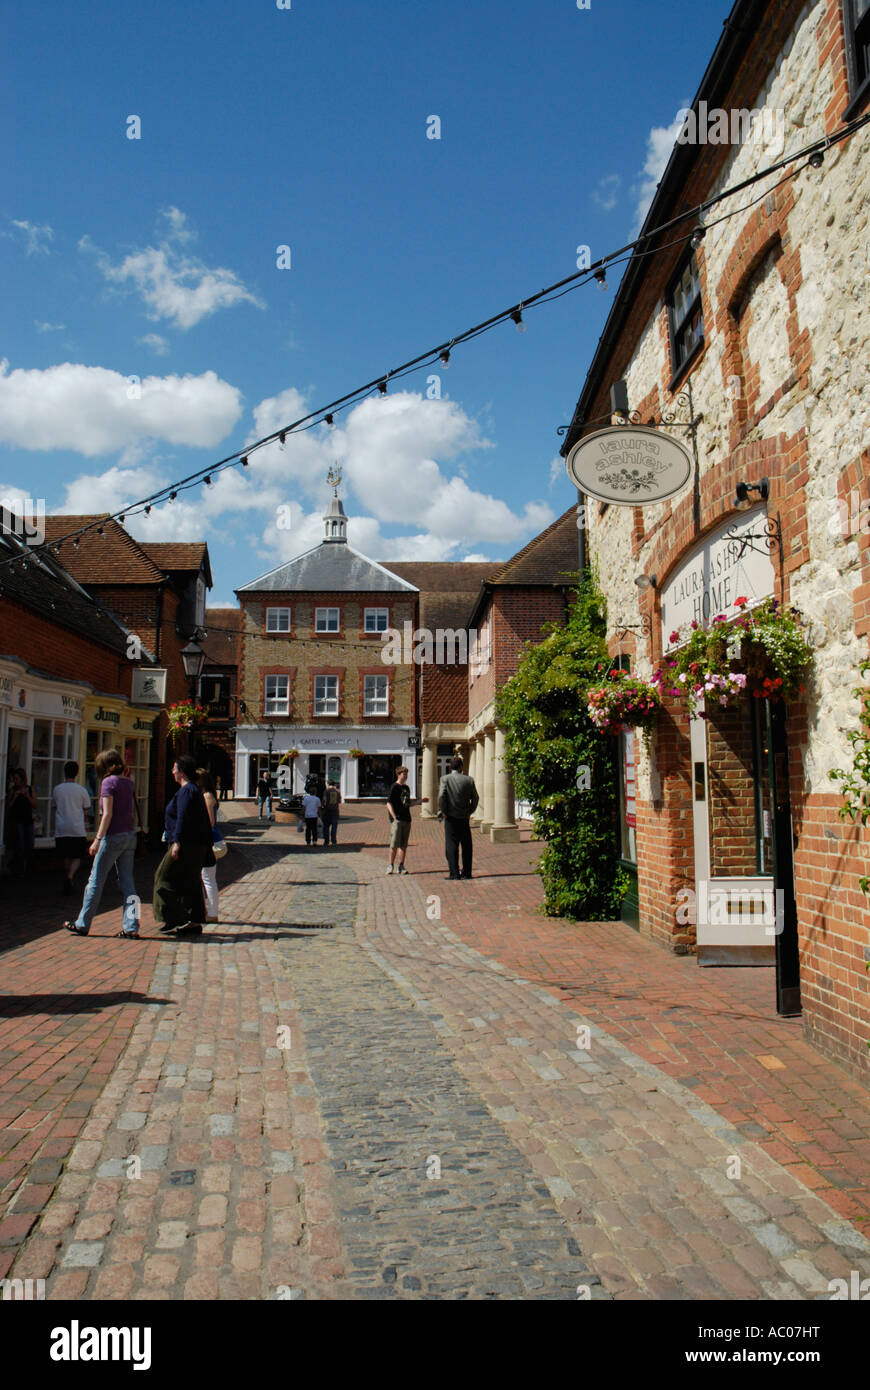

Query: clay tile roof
0 531 134 659
202 607 242 667
42 516 166 584
487 508 579 586
142 543 212 587
382 561 494 630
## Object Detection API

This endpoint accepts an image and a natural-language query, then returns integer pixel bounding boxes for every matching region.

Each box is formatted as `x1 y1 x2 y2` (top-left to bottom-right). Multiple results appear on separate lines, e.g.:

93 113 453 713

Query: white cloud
138 333 170 356
633 110 688 232
591 174 621 212
0 360 243 455
84 208 265 330
11 219 54 255
35 320 65 334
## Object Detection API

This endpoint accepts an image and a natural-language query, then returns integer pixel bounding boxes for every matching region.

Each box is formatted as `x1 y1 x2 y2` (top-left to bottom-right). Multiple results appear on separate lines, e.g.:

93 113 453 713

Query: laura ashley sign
565 426 692 506
660 508 774 650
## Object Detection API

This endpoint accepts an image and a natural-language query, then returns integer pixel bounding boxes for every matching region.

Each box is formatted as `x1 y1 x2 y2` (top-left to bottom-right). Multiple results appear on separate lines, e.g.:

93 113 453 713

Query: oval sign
565 425 692 506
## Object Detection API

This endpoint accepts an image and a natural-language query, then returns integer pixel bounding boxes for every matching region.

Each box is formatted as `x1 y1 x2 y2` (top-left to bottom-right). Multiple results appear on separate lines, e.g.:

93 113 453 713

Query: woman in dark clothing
153 754 215 936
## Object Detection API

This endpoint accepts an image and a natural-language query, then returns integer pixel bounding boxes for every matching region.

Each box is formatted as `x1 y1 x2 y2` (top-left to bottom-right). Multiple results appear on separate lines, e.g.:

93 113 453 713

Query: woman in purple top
63 748 140 938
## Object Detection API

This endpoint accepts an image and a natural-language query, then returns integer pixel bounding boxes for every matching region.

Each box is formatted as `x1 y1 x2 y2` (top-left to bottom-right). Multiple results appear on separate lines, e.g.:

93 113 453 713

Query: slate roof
42 516 166 584
0 529 138 660
237 543 417 594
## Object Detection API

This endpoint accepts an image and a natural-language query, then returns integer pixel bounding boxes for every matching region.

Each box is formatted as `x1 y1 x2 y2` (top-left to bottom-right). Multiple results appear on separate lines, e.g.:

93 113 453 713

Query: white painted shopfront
234 725 419 800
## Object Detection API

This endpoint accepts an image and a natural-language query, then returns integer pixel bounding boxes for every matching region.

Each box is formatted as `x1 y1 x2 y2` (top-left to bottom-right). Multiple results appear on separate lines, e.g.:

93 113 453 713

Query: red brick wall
636 704 695 953
469 588 570 721
0 597 131 696
707 701 758 877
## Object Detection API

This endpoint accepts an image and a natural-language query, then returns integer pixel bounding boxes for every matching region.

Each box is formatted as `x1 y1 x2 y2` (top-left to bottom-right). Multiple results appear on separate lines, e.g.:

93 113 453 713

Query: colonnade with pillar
419 722 519 840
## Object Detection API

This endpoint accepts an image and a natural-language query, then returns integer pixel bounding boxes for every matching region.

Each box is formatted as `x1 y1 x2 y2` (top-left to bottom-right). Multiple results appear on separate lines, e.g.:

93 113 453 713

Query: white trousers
201 865 219 920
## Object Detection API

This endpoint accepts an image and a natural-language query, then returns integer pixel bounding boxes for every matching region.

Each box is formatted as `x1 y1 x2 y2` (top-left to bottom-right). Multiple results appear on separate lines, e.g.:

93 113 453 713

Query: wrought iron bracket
612 614 653 643
724 511 783 562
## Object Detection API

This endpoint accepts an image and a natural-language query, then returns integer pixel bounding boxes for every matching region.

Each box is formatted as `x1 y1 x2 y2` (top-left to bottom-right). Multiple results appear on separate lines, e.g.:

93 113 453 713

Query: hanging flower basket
166 701 208 735
348 747 365 759
586 669 660 735
279 748 300 765
654 596 811 717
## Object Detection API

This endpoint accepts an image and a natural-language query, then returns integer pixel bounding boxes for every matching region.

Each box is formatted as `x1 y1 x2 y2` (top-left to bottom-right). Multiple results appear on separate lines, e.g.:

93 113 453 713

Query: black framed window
844 0 870 114
667 251 704 377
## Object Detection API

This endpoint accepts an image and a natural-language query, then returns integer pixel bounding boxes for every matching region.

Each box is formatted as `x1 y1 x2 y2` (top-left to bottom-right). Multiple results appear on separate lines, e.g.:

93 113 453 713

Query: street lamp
180 640 205 701
266 724 275 776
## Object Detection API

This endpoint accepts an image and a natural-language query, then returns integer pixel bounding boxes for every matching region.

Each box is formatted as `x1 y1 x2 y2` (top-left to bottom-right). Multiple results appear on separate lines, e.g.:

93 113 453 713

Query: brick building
235 494 420 799
41 518 213 827
0 526 157 851
559 0 870 1074
198 607 243 795
458 509 580 839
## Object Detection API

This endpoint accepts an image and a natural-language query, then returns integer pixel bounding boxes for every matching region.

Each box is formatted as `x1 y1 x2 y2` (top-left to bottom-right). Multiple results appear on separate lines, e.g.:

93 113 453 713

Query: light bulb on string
278 432 286 450
378 380 388 395
439 350 451 368
594 269 608 291
241 456 249 468
510 308 526 333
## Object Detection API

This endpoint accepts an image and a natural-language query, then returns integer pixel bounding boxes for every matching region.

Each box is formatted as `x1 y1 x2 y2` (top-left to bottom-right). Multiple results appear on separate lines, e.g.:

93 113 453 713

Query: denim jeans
257 795 272 818
75 831 139 934
320 809 338 844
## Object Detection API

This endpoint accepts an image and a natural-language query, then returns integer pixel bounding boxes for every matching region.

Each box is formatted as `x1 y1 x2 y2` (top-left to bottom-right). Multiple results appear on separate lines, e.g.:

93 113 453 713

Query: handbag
212 823 228 860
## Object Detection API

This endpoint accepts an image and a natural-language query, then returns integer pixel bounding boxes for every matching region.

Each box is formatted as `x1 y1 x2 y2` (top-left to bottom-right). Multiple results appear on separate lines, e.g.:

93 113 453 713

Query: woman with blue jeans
63 748 140 939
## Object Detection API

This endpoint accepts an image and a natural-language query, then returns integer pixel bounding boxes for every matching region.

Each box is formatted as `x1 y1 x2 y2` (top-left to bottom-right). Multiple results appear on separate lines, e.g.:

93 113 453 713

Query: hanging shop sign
131 668 168 705
565 426 692 506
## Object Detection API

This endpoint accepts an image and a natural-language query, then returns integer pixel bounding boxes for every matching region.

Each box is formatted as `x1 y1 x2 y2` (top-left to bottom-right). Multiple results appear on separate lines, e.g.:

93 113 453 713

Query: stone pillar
421 742 439 817
480 727 495 834
469 738 483 824
490 725 520 842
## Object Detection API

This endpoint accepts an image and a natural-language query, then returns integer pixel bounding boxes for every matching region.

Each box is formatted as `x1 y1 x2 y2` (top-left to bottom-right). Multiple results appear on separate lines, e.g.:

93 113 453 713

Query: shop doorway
357 754 401 799
691 693 800 1012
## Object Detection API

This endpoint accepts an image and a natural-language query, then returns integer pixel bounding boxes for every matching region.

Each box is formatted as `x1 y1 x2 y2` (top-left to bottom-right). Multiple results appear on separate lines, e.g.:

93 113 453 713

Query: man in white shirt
53 761 92 895
301 791 321 847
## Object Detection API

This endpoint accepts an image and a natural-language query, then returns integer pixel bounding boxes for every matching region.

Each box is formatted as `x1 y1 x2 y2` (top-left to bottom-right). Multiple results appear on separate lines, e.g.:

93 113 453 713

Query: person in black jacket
152 755 215 936
438 755 480 880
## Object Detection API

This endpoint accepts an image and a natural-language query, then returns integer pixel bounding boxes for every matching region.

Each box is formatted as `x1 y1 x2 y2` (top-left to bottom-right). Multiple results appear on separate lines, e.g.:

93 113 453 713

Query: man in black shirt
385 765 412 875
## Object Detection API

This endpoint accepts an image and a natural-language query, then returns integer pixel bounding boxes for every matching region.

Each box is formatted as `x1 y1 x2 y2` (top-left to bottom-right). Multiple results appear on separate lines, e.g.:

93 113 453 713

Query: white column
470 738 483 824
490 725 520 842
480 727 495 833
421 742 439 817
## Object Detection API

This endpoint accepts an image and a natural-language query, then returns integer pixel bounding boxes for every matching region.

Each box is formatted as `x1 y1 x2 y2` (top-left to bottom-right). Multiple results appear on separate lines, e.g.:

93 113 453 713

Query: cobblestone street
2 806 869 1301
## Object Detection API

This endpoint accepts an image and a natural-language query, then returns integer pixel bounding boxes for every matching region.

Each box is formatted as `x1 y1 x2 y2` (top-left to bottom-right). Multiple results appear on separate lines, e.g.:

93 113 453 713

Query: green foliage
495 572 629 921
829 658 870 895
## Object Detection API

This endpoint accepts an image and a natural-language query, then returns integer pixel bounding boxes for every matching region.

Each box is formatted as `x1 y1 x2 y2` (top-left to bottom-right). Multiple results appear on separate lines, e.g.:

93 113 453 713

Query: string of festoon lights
2 109 868 577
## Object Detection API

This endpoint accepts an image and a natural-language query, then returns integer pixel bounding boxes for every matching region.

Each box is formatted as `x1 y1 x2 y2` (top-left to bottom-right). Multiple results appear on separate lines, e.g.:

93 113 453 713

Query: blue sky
1 0 723 603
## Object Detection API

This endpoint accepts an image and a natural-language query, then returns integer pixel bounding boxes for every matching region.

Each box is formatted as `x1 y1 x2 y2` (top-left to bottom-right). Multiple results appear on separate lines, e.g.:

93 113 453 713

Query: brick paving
0 803 868 1299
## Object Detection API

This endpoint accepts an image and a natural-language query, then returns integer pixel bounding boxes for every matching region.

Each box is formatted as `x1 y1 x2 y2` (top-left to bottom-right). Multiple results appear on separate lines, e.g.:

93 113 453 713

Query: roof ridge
488 506 576 583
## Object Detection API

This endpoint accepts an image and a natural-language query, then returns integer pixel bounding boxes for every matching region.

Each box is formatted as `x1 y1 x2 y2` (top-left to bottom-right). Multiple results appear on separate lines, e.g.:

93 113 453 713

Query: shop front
0 657 88 849
80 697 158 832
234 726 419 800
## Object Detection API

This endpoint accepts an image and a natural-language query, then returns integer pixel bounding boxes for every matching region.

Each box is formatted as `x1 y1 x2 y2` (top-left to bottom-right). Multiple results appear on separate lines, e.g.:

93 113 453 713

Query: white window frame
264 674 289 716
315 607 340 633
364 607 389 634
266 607 291 633
364 673 389 716
313 674 339 716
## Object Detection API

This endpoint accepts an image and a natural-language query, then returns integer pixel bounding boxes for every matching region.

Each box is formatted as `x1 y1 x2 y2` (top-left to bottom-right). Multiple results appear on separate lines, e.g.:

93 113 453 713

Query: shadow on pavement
0 991 176 1016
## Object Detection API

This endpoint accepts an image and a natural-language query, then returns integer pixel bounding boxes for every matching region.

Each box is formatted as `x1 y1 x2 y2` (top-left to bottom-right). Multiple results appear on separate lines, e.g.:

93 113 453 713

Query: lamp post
180 640 205 702
266 724 275 778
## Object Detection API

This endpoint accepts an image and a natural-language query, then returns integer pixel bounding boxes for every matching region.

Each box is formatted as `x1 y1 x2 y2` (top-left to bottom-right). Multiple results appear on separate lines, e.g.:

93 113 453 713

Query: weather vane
326 466 342 496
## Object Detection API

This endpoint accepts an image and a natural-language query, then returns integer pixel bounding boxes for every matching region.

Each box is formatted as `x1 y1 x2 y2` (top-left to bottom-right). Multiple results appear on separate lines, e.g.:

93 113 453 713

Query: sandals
63 921 88 936
116 931 140 939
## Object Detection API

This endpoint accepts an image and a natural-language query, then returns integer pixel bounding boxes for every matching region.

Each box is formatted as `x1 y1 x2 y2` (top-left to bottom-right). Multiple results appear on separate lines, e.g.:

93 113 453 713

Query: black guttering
559 0 773 458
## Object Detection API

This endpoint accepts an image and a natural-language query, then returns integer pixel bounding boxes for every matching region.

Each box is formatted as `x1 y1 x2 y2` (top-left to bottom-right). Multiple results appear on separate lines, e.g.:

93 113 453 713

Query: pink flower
669 631 680 644
734 596 748 609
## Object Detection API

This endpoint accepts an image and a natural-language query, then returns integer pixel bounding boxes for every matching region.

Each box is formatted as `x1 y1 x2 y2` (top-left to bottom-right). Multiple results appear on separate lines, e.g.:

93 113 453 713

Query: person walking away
320 779 341 847
438 755 479 880
63 749 140 937
197 769 221 923
153 755 215 936
385 765 412 874
256 772 273 820
302 787 321 847
6 769 38 876
53 760 91 894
